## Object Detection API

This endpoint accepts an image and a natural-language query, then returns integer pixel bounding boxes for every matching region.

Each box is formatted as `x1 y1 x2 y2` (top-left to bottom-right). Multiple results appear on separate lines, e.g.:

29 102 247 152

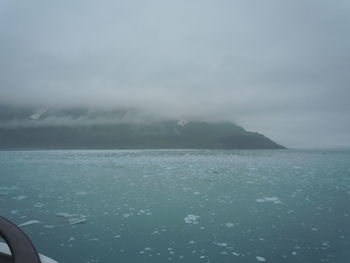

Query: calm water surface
0 149 349 263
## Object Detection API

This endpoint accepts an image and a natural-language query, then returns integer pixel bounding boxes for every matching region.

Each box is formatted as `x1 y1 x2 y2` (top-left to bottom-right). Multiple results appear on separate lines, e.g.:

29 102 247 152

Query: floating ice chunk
225 222 235 228
34 202 45 208
184 215 200 224
214 242 228 247
322 241 329 247
56 212 87 225
255 197 282 204
56 212 79 218
256 256 266 262
137 209 152 216
18 220 41 227
69 218 87 225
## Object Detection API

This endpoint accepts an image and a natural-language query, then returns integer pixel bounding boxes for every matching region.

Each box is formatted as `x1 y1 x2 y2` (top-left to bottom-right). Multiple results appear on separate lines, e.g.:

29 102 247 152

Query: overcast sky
1 0 350 148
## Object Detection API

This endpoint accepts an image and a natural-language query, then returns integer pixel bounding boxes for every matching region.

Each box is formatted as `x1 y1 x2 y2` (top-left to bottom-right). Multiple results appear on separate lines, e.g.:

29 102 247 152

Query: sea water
0 149 349 263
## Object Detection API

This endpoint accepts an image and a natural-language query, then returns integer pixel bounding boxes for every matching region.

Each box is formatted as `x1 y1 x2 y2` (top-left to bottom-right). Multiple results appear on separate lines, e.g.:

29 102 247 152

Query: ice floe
184 214 200 224
255 197 282 204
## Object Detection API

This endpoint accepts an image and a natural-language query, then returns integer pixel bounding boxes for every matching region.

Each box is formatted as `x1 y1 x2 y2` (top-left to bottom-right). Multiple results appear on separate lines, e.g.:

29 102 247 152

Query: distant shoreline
0 147 288 151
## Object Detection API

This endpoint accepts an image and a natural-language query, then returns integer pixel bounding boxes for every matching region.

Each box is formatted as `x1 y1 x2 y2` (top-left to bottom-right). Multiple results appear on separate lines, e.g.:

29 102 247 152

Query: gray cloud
1 0 350 148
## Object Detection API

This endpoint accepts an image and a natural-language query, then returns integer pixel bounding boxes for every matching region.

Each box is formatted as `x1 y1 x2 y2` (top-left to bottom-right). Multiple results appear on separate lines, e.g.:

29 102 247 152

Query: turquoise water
0 149 350 263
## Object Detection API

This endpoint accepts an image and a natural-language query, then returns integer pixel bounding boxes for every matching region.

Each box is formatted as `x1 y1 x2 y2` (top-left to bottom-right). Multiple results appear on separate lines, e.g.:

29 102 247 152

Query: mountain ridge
0 106 285 150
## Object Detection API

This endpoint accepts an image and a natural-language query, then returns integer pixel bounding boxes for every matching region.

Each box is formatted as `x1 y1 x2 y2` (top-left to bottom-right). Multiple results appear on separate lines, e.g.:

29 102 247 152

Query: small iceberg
184 214 200 224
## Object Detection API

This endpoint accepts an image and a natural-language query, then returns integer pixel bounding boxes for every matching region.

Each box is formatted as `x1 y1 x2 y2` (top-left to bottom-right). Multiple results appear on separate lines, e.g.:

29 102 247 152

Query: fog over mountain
1 0 350 148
